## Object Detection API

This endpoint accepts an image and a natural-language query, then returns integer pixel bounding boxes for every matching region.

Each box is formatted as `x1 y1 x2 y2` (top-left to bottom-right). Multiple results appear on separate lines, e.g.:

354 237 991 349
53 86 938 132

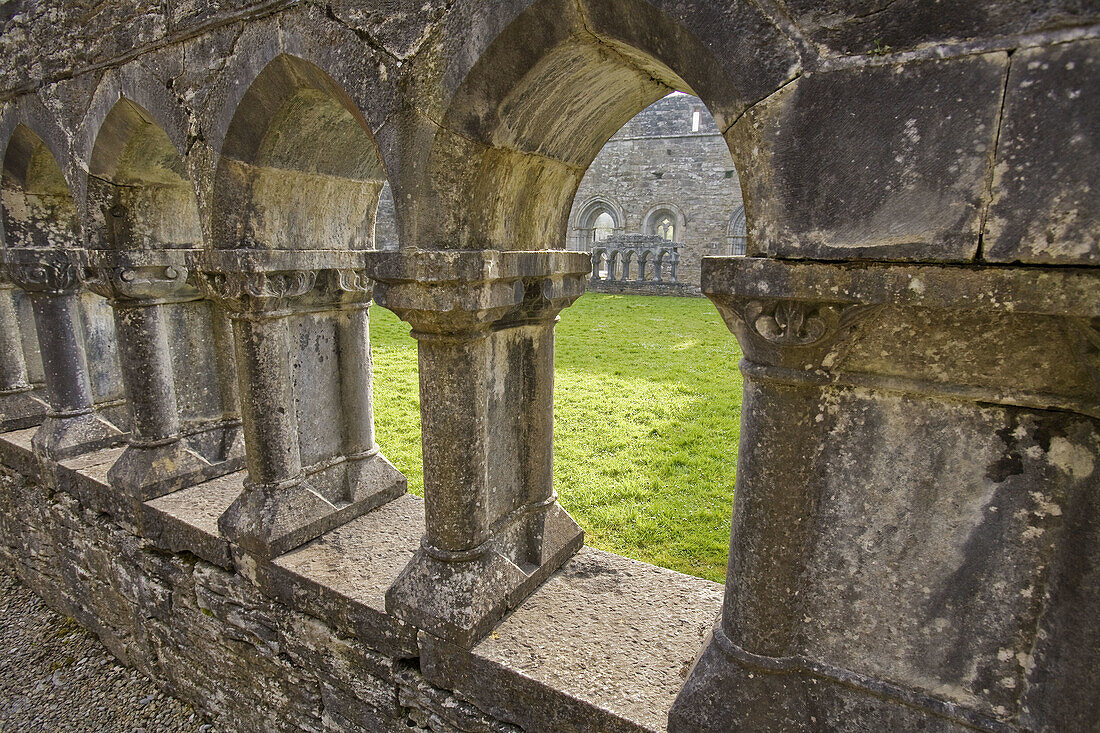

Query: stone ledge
422 548 724 733
364 249 594 284
0 427 722 732
590 281 701 297
703 257 1100 316
0 426 37 476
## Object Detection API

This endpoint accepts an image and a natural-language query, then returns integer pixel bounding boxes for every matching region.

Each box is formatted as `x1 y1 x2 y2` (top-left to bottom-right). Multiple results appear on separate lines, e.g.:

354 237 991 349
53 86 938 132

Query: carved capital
335 268 371 295
513 274 588 324
712 296 882 370
83 264 197 304
194 269 319 315
188 249 373 316
366 249 590 335
3 249 83 295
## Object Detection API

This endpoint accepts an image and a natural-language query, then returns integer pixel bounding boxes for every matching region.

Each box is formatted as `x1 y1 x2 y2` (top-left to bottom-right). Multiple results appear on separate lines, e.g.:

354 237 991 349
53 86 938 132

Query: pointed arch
87 98 203 250
213 54 389 251
572 196 624 249
1 118 128 419
645 205 684 242
1 123 81 250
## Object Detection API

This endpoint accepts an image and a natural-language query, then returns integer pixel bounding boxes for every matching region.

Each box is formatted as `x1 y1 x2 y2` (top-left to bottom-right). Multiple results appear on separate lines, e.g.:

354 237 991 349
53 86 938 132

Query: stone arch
727 205 747 256
591 247 609 279
1 117 128 457
371 0 801 647
212 53 389 251
1 123 81 251
644 204 684 242
655 248 667 282
572 196 623 249
0 97 85 242
637 248 651 280
87 98 204 250
418 0 798 250
204 52 406 557
620 248 634 280
82 96 244 497
607 249 621 280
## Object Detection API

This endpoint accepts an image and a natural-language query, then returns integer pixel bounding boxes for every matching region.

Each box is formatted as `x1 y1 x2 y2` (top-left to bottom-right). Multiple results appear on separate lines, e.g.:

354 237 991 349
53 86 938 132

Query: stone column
83 250 244 500
3 248 125 459
670 257 1100 732
367 249 590 648
333 270 391 493
193 250 405 559
211 308 240 421
0 278 47 430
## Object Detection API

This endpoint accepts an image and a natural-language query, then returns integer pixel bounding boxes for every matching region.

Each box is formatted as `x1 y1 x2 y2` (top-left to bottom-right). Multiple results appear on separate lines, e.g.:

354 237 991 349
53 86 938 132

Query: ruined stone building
0 2 1097 732
568 92 745 293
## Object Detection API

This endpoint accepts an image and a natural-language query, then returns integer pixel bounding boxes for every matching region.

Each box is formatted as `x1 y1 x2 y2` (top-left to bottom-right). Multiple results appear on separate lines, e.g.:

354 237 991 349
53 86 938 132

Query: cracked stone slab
983 39 1100 264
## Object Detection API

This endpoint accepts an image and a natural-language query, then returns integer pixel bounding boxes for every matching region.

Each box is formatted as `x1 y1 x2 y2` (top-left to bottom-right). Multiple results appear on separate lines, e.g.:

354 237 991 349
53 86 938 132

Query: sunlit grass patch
370 292 743 583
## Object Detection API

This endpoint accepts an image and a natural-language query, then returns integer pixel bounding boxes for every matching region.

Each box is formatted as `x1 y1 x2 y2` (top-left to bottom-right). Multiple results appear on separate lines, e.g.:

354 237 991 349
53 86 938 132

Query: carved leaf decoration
336 269 371 293
6 254 82 293
194 270 319 313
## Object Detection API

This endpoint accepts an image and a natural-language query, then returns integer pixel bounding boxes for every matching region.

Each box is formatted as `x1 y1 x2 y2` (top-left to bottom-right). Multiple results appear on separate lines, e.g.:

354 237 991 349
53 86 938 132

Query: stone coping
702 257 1100 317
189 248 373 273
364 249 593 284
84 248 196 267
0 427 723 732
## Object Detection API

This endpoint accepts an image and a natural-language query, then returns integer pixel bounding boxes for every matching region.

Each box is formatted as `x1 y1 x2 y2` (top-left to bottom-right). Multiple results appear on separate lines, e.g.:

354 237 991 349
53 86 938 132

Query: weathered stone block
675 256 1100 731
983 39 1099 264
778 0 1097 56
735 54 1007 261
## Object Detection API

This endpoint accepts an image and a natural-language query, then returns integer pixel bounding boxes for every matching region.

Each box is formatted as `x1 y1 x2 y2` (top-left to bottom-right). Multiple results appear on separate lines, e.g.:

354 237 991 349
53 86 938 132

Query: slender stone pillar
211 309 240 421
366 249 590 648
670 257 1100 732
0 278 47 430
3 248 125 459
333 278 396 494
83 250 244 500
194 249 405 559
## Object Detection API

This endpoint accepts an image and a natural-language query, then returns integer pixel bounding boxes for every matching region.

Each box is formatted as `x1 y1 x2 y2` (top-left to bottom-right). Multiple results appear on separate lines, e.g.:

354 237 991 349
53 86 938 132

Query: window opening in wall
593 211 615 242
691 108 701 132
728 205 747 256
657 216 675 240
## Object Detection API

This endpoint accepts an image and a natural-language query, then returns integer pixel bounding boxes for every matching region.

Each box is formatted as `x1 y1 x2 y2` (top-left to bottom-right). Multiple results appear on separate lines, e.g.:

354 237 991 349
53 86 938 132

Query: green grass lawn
370 292 744 583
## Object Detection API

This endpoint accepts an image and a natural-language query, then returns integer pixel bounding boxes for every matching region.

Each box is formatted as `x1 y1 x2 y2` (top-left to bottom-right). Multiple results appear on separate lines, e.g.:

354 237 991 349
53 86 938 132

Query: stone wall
0 429 722 732
0 2 1096 732
567 93 745 292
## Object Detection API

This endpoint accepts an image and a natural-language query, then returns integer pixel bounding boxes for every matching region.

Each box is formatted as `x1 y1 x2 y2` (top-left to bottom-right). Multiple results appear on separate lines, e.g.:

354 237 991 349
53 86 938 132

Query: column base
31 411 126 461
218 451 407 559
0 387 48 431
385 502 584 648
669 624 1006 732
107 432 246 502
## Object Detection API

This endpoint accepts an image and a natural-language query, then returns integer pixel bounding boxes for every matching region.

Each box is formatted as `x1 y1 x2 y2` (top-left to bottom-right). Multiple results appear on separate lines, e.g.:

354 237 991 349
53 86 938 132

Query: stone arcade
0 2 1097 731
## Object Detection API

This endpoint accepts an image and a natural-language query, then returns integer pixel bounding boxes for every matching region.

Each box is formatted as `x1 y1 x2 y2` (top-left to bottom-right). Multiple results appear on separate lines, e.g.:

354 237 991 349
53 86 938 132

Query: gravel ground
0 569 218 732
